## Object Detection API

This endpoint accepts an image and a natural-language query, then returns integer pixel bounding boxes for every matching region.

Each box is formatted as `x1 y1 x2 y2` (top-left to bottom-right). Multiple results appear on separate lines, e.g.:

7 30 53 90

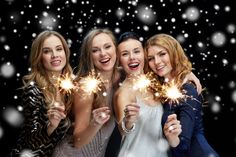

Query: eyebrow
43 44 62 48
148 50 164 57
92 42 112 48
120 46 141 52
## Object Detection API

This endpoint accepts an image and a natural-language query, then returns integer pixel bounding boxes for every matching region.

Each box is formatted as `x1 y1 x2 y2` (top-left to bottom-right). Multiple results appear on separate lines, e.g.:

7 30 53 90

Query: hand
163 114 182 147
47 102 66 128
92 106 111 126
183 72 202 94
123 103 140 129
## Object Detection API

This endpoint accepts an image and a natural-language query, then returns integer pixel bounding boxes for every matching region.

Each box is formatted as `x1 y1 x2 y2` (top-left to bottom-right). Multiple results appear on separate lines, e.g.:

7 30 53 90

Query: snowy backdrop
0 0 235 156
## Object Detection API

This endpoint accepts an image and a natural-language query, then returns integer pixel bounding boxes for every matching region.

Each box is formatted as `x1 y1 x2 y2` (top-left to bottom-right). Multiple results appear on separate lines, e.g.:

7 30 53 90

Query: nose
51 50 58 58
154 56 161 65
99 48 106 56
129 53 135 60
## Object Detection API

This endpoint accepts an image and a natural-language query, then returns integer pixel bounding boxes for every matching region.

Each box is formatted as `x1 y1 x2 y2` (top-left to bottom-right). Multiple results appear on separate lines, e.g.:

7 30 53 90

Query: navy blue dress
162 83 220 157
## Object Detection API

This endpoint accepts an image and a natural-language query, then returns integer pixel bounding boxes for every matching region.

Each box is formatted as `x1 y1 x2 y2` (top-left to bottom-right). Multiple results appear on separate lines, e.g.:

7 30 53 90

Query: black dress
9 84 71 157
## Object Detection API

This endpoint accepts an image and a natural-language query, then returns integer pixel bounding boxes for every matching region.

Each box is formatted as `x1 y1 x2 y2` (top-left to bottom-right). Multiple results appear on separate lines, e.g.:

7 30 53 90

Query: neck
99 70 114 90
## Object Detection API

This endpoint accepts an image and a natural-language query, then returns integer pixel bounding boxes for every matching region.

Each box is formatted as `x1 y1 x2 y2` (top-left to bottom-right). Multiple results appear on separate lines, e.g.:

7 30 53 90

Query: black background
0 0 235 156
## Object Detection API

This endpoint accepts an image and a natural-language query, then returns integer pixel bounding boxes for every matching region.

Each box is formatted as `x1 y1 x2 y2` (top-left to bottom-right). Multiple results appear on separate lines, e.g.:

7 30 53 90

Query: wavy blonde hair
144 33 192 85
76 28 119 109
22 30 73 113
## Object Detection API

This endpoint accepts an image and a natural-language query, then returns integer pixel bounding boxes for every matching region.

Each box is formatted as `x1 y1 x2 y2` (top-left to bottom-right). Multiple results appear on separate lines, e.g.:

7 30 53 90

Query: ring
168 125 174 131
99 112 107 118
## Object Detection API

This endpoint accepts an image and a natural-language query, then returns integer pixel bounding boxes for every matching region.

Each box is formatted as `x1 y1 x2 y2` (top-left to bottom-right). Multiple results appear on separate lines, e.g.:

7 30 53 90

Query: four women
10 29 219 157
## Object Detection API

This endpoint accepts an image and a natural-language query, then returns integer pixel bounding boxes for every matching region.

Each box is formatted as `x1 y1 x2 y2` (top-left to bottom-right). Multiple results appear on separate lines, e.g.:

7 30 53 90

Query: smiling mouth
100 58 110 64
128 63 139 69
51 60 61 66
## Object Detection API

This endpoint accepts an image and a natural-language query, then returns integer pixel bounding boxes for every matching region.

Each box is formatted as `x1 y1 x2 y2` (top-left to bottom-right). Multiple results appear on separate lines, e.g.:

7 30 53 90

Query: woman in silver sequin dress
52 28 121 157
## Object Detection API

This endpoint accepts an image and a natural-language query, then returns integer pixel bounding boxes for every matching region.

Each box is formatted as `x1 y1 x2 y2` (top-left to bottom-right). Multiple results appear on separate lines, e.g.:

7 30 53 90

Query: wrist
168 136 180 147
121 118 135 134
47 122 54 136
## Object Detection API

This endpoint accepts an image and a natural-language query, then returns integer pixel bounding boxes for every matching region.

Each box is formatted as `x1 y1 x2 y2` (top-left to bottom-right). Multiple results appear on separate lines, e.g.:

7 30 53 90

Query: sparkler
56 73 75 94
79 70 104 95
160 80 201 111
162 80 186 104
131 72 156 92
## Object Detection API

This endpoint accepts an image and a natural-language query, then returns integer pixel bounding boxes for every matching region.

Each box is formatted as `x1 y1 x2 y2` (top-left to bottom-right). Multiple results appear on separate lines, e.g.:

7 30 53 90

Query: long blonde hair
22 30 73 113
76 28 119 109
144 33 192 85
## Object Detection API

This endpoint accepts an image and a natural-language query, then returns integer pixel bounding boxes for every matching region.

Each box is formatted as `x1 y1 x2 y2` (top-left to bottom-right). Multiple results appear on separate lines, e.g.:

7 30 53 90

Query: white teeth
129 63 139 67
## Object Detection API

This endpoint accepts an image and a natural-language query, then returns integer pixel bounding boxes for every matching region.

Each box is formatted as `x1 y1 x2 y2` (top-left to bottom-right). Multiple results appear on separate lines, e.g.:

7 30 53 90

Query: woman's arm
73 90 110 148
183 72 202 94
114 88 140 136
171 83 199 151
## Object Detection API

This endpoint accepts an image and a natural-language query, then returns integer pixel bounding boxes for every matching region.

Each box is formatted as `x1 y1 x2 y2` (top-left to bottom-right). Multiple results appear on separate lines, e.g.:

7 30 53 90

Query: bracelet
121 118 135 133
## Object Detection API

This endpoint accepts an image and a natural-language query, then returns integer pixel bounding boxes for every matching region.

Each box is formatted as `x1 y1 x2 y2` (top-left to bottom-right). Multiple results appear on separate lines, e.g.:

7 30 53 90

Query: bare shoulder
114 84 136 104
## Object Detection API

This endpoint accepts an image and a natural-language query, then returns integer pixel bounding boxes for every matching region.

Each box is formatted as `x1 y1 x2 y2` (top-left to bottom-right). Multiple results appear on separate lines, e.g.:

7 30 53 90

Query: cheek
91 54 98 62
119 58 126 67
110 49 116 58
41 55 49 64
148 61 154 69
62 52 67 61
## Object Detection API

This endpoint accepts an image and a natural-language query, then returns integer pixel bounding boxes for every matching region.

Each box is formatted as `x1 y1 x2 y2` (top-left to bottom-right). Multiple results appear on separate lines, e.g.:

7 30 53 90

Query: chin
157 72 165 77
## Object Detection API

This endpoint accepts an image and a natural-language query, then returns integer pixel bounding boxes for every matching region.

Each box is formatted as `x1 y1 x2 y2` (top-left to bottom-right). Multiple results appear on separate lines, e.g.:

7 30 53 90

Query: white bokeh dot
211 102 221 113
0 126 3 139
44 0 54 4
211 31 226 47
0 62 15 78
183 6 200 21
3 107 24 127
226 23 236 34
232 90 236 103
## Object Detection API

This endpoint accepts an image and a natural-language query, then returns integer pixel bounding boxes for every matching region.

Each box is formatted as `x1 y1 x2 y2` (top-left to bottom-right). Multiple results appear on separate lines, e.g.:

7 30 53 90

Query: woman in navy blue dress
145 33 220 157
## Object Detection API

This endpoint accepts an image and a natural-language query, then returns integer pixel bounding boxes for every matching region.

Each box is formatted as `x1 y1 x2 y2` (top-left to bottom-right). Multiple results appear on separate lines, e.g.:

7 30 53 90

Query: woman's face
118 39 144 75
147 45 172 80
91 33 117 73
41 35 66 75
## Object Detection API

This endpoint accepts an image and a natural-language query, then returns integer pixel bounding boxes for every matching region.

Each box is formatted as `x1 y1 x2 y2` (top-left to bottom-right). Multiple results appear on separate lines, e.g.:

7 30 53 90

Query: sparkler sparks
162 81 187 104
79 70 104 95
56 74 75 94
160 81 201 111
131 72 156 92
133 74 151 91
163 81 185 104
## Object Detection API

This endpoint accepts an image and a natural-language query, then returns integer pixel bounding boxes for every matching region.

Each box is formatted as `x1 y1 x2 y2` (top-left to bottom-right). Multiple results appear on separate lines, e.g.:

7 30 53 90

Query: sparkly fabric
52 118 115 157
9 84 71 157
52 88 115 157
